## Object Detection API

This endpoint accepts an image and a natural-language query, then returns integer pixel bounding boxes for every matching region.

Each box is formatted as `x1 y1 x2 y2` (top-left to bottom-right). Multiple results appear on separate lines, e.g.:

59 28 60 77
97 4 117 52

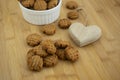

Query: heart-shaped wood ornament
69 22 102 47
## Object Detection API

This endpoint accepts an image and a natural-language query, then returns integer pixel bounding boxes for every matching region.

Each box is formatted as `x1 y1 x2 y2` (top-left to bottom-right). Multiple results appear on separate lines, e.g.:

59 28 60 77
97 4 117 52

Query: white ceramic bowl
18 0 62 25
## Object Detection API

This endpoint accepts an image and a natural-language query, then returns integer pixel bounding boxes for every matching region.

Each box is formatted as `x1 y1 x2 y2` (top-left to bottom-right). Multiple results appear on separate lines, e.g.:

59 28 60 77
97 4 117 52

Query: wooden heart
69 22 102 47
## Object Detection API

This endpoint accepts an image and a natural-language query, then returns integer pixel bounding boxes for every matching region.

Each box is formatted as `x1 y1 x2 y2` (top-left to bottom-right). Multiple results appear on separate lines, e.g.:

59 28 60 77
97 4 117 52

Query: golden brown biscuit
55 40 70 49
42 24 56 35
43 55 58 67
33 45 48 57
27 55 43 71
27 45 48 58
21 0 35 8
56 49 66 60
26 33 42 47
34 0 47 10
48 0 58 9
58 19 71 29
45 44 56 55
65 46 79 62
41 39 54 49
45 0 50 3
27 49 36 59
41 39 56 54
67 11 79 20
66 1 78 10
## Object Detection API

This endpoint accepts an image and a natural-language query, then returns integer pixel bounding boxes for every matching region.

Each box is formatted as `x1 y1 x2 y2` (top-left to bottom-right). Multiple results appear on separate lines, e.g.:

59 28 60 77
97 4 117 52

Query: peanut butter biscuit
56 49 66 60
21 0 35 8
48 0 58 9
65 46 79 62
42 24 56 35
67 11 79 20
33 45 48 57
43 55 58 67
41 39 56 54
55 40 70 49
27 55 43 71
34 0 47 10
58 19 71 29
26 33 42 47
66 1 78 10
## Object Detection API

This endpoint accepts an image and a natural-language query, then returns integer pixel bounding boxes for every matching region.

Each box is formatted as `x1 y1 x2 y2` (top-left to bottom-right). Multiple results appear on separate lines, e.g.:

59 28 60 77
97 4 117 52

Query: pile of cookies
18 0 58 10
26 33 79 71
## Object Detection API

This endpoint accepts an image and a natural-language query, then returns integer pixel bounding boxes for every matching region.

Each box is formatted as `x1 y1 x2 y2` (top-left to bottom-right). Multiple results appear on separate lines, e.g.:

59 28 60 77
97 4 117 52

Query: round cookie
27 55 43 71
48 0 58 9
33 45 48 57
65 46 79 62
41 39 54 49
66 1 78 10
26 33 42 47
56 49 66 60
67 11 79 20
34 0 47 10
42 24 56 35
41 39 56 55
27 49 36 59
27 45 48 59
21 0 35 8
55 40 70 49
58 19 71 29
43 55 58 67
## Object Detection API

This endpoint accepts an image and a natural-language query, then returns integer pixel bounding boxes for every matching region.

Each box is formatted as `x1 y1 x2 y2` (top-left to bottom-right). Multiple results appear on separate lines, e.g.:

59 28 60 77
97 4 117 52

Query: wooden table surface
0 0 120 80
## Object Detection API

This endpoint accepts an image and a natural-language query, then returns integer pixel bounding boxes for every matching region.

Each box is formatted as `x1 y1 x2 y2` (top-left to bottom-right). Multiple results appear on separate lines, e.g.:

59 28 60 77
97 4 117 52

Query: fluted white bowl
18 0 62 25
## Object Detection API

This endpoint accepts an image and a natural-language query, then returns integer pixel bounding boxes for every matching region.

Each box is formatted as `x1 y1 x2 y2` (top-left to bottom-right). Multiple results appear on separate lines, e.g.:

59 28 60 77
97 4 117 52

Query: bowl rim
18 0 62 13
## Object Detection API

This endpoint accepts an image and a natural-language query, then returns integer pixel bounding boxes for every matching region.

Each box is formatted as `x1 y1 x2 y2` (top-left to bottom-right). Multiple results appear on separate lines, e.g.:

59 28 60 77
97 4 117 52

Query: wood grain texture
0 0 120 80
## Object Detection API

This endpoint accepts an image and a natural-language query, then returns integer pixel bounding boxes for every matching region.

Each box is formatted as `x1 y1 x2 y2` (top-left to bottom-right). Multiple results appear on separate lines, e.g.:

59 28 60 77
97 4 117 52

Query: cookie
55 40 70 49
66 1 78 10
41 39 54 49
26 33 42 47
45 44 56 55
58 19 71 29
43 55 58 67
65 46 79 62
67 11 79 20
27 49 36 59
45 0 50 3
48 0 58 9
56 49 66 60
34 0 47 10
42 24 56 35
27 55 43 71
41 39 56 54
27 45 48 59
33 45 48 57
21 0 35 8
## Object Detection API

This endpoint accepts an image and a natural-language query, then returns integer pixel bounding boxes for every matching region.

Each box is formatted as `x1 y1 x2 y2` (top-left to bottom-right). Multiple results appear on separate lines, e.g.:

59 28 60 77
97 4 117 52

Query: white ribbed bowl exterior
19 0 62 25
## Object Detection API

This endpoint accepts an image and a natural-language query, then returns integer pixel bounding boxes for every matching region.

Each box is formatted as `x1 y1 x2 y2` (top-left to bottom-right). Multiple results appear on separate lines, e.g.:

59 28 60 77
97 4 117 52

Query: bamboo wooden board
0 0 120 80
